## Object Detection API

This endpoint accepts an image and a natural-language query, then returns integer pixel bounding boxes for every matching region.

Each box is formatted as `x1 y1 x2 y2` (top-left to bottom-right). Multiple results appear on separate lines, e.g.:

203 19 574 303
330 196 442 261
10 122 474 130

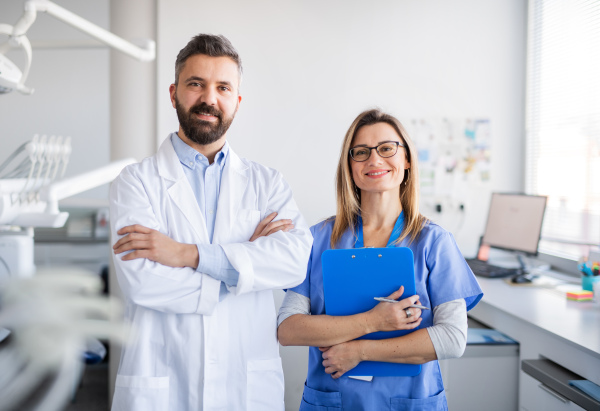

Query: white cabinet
469 276 600 411
440 320 519 411
520 372 584 411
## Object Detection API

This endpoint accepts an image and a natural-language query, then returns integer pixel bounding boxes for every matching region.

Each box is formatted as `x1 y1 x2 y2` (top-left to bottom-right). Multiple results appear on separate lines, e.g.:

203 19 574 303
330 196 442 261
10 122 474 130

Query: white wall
0 0 111 200
157 0 526 255
156 1 526 409
0 0 527 255
0 0 526 242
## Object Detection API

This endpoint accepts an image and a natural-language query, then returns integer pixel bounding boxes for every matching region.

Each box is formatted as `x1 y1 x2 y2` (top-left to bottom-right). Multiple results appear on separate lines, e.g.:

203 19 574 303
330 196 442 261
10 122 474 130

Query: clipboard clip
351 247 383 258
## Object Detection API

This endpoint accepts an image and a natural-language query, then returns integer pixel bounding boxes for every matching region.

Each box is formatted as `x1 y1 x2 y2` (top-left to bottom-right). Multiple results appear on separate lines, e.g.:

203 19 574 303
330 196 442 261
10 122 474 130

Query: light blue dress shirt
171 134 239 295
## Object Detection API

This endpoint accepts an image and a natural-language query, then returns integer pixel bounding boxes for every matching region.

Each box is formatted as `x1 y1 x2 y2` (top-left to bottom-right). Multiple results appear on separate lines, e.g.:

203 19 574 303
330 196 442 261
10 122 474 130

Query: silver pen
373 297 430 309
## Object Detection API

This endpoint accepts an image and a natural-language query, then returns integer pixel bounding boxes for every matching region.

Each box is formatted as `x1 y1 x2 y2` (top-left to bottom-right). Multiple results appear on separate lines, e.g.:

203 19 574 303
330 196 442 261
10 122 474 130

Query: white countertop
474 273 600 359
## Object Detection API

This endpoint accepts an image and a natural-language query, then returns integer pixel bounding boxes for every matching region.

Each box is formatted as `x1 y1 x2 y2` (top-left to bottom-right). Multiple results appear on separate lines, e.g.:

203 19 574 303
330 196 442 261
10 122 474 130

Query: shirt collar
215 141 229 167
171 132 229 170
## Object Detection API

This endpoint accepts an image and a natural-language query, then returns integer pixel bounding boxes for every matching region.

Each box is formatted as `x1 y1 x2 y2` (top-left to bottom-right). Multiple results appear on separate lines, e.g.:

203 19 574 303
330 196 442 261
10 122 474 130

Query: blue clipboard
322 247 421 377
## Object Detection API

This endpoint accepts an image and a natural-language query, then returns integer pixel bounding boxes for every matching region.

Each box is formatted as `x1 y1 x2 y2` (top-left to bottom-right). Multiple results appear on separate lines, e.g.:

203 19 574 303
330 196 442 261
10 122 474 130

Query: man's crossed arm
112 212 293 269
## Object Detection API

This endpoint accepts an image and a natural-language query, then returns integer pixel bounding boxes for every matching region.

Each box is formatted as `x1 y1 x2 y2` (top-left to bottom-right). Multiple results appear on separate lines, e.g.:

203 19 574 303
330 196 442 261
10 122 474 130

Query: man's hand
113 225 199 268
249 212 294 242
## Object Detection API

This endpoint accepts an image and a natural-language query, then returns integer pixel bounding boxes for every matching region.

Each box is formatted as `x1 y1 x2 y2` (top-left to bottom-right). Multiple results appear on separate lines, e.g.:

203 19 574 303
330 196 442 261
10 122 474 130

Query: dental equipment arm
0 157 136 228
0 0 156 95
41 158 136 215
12 0 156 62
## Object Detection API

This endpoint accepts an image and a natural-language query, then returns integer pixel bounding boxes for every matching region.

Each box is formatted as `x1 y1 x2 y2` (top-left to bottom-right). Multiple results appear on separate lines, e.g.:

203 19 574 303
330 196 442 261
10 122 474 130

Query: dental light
0 0 156 95
0 28 32 95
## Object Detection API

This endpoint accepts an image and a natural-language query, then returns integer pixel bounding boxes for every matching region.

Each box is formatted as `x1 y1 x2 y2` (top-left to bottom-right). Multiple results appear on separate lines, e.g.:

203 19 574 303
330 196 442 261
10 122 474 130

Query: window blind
526 0 600 259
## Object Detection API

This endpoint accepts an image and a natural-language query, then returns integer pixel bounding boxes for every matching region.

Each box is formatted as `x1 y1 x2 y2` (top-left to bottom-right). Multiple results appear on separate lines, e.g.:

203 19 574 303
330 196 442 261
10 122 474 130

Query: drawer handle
538 384 569 403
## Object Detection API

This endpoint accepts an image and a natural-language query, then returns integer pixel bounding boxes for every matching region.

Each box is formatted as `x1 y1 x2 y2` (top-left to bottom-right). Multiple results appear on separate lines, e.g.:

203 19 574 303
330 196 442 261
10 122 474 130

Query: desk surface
474 274 600 359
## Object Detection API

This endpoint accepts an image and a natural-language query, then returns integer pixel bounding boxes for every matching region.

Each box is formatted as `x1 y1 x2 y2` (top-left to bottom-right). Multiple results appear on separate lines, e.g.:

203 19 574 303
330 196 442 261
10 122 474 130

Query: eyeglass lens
350 142 399 162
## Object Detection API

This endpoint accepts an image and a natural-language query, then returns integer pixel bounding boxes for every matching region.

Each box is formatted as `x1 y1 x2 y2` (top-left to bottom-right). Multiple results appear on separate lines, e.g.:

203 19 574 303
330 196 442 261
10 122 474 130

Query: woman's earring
403 169 410 186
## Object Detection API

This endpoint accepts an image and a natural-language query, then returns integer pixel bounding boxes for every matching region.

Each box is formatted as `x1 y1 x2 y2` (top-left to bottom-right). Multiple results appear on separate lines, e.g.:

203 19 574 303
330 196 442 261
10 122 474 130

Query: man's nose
199 86 218 105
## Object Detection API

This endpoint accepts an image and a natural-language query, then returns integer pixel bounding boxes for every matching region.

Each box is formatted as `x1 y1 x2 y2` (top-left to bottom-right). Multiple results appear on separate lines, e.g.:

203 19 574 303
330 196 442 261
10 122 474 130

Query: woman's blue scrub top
290 217 483 411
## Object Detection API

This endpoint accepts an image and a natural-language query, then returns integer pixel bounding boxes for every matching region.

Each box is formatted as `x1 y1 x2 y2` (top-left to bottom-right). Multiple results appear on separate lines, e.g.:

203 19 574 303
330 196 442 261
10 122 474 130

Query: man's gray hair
174 34 243 85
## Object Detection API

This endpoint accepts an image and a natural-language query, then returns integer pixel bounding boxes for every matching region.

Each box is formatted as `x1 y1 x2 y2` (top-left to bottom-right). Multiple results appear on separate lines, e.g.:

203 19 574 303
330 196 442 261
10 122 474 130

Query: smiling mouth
193 112 220 124
196 111 218 118
366 170 390 176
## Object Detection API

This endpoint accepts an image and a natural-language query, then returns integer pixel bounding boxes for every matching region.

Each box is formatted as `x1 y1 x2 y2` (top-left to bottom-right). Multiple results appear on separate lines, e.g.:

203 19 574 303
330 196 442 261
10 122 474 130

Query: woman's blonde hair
331 109 428 248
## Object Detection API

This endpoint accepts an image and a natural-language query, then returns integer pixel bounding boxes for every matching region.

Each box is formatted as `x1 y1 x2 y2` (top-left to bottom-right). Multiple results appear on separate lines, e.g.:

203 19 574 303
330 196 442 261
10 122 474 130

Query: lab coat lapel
213 148 248 244
156 138 210 244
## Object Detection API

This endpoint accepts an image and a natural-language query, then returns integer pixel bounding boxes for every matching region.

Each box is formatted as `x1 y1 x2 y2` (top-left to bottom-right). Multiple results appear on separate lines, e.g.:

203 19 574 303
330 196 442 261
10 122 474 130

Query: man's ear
169 84 177 109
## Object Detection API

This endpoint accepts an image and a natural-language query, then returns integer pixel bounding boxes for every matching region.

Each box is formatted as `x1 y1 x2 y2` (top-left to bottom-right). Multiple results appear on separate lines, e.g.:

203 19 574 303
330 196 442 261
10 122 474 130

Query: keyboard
466 258 518 278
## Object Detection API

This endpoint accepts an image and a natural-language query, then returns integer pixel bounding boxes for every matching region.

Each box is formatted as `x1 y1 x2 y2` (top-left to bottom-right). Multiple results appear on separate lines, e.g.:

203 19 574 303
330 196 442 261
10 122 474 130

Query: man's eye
219 86 230 91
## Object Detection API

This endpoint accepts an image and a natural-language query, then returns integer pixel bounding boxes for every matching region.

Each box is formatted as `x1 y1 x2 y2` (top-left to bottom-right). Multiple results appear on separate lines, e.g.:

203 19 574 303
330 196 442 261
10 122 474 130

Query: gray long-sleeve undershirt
277 290 467 361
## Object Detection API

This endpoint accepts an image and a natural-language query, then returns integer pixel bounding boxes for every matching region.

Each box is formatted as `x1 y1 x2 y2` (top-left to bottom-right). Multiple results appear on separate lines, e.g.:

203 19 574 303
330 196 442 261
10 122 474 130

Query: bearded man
109 34 312 411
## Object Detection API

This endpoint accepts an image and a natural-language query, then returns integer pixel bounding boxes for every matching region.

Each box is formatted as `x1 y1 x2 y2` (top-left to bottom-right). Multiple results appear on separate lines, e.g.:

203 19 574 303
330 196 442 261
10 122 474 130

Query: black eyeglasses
349 141 404 162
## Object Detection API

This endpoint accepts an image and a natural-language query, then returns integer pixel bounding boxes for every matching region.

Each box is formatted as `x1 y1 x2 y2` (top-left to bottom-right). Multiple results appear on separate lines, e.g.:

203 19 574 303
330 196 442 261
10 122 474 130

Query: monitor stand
485 249 550 283
516 254 528 274
510 254 537 284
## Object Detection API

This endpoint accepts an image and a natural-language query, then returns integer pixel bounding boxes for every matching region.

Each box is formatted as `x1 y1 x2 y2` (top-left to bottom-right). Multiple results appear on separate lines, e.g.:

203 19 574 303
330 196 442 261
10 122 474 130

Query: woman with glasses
277 109 483 410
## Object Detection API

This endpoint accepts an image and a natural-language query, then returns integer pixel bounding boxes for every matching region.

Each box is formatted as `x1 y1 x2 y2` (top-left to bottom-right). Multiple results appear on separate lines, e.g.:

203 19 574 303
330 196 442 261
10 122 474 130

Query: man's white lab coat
109 138 312 411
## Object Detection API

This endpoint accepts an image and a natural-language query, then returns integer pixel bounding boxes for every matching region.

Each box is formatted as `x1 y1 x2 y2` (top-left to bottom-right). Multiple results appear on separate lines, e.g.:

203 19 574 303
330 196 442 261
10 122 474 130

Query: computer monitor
481 193 547 256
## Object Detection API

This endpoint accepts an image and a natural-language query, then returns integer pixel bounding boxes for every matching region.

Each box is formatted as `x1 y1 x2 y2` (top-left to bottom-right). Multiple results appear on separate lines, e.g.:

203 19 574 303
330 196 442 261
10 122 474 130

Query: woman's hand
113 225 198 267
366 286 423 332
320 341 363 379
249 212 294 241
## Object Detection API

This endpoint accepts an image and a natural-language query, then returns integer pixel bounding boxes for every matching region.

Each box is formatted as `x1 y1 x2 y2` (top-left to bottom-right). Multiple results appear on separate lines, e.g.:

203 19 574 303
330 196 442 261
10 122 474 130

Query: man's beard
175 97 235 145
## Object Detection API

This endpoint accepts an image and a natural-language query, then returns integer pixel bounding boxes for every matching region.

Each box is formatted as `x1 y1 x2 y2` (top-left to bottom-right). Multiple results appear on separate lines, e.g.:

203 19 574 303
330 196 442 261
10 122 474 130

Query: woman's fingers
403 317 423 329
403 304 423 326
323 358 342 377
399 294 421 310
371 291 425 331
321 343 359 379
385 285 404 301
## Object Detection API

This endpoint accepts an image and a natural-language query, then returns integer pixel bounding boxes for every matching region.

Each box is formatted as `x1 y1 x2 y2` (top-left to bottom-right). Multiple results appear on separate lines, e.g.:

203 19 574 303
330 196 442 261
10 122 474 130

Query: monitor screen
481 193 547 256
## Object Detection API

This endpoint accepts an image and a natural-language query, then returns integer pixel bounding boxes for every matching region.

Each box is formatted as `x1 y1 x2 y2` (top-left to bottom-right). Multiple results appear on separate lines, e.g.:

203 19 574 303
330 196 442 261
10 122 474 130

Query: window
526 0 600 260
